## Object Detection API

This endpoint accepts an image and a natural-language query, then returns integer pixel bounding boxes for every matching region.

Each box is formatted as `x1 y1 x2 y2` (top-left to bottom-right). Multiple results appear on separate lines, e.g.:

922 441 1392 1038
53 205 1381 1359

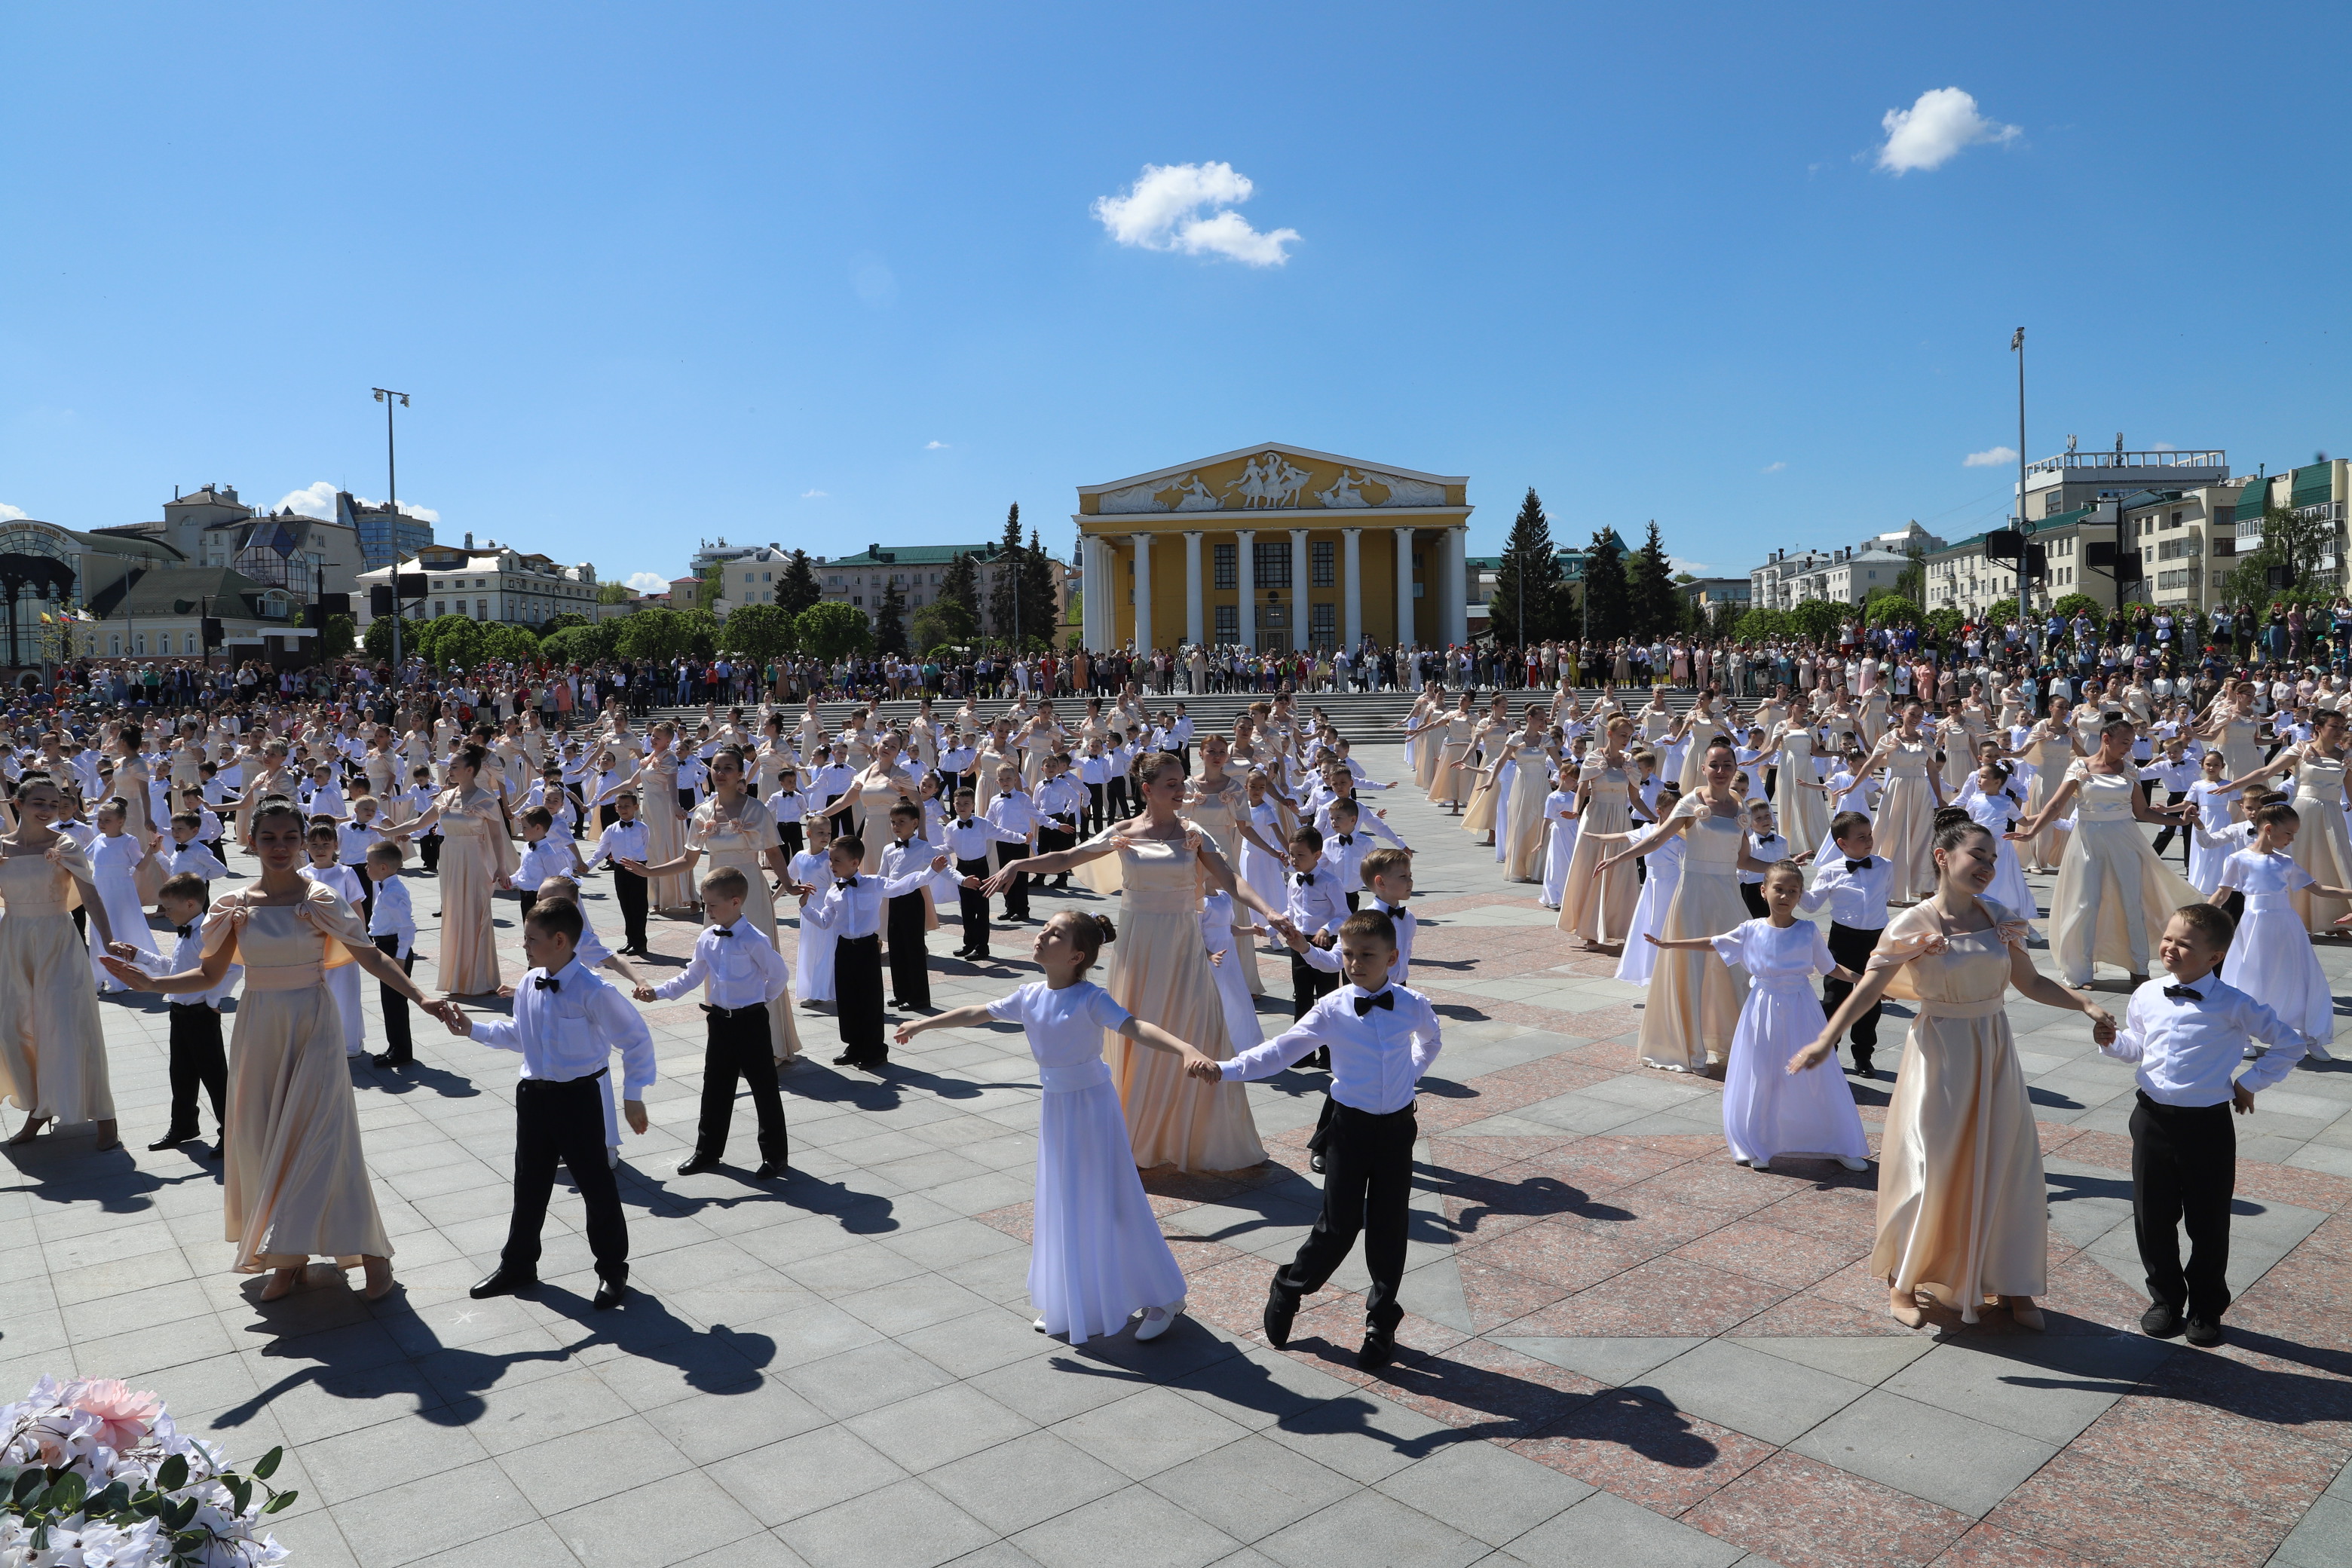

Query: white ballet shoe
2307 1040 2334 1062
1749 1159 1771 1172
1836 1155 1870 1171
1032 1317 1048 1333
1135 1300 1184 1341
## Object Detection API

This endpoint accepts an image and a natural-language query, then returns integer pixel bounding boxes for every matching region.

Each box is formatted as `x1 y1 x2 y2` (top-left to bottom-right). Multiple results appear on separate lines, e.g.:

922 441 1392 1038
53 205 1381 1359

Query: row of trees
1484 488 1694 646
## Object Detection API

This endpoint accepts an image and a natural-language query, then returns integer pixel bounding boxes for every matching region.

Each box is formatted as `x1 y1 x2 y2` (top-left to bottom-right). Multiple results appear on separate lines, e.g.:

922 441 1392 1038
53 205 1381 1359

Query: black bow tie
1380 902 1410 917
957 819 972 828
534 975 561 991
2164 985 2204 1003
712 925 736 938
1353 990 1395 1016
175 923 193 939
836 877 859 890
1295 872 1315 886
1336 834 1353 846
1845 857 1873 873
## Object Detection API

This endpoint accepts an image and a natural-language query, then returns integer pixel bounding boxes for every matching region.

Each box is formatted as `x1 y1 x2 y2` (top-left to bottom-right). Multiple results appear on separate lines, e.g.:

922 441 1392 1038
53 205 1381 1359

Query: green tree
986 504 1024 640
2050 592 2103 626
1625 521 1677 638
1488 487 1565 645
615 607 688 665
1788 599 1843 642
678 607 719 660
1864 592 1919 627
316 612 357 660
911 599 978 653
596 582 632 605
871 578 908 655
1892 546 1928 606
541 611 591 635
1926 605 1963 640
363 614 406 661
795 600 873 660
1581 529 1629 642
937 550 981 625
718 602 795 664
2221 495 2336 611
1021 528 1060 648
421 614 483 672
482 623 541 666
1735 606 1790 642
776 550 822 616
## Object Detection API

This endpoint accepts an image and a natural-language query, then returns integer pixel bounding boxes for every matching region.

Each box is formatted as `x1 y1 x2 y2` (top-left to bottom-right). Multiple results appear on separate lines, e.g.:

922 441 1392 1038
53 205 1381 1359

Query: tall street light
372 387 411 675
2011 330 2029 636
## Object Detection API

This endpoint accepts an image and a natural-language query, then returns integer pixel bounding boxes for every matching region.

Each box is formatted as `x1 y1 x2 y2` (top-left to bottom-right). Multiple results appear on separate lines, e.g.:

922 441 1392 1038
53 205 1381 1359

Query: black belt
835 933 880 947
700 1002 770 1020
520 1066 608 1089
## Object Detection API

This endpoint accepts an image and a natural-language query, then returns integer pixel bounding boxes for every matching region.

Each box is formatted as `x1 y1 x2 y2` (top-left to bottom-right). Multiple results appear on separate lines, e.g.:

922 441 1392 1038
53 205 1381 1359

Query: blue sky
5 3 2347 591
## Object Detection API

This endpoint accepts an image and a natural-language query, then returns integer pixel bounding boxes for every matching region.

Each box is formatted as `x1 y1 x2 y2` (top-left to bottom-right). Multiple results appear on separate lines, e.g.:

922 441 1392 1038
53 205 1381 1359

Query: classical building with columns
1073 444 1472 654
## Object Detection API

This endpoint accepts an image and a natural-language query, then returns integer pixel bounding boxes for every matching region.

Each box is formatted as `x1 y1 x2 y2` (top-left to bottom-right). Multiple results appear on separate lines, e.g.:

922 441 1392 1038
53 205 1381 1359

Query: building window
1213 544 1236 590
1254 541 1291 588
852 596 863 607
1214 604 1239 642
477 600 488 619
133 633 145 654
1312 541 1334 587
434 600 446 617
1310 602 1336 646
828 576 842 586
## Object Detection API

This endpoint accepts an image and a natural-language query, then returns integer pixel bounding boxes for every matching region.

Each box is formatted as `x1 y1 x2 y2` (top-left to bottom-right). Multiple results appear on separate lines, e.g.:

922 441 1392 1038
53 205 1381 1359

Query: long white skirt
325 963 366 1056
1722 980 1871 1165
1542 822 1578 909
2222 895 2335 1046
1612 859 1681 985
1034 1071 1188 1342
1491 762 1515 862
1202 910 1265 1052
89 874 161 993
1985 831 2035 916
792 911 835 1002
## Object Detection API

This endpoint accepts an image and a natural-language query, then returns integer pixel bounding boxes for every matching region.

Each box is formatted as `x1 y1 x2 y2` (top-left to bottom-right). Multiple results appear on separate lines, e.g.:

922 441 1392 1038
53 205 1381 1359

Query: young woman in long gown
1597 743 1773 1074
985 752 1283 1172
2011 718 2200 988
843 734 922 875
1498 714 1557 882
1793 813 2117 1328
2017 700 2081 873
895 911 1202 1343
1560 715 1643 948
105 799 459 1302
1186 737 1266 996
1408 693 1478 813
391 746 517 997
637 724 692 911
1766 716 1830 859
1862 702 1947 902
626 746 803 1062
2218 706 2352 933
0 778 126 1151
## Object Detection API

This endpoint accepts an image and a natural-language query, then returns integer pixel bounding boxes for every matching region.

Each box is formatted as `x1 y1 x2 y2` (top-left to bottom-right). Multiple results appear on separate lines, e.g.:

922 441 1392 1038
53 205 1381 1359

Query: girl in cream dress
1863 704 1946 902
391 746 517 997
105 798 458 1303
1187 737 1267 997
1766 718 1830 859
2220 707 2352 933
1597 742 1772 1073
2011 718 2200 988
1560 718 1641 948
2017 702 2080 873
1498 718 1557 881
0 778 126 1151
1409 694 1478 812
1793 812 2118 1329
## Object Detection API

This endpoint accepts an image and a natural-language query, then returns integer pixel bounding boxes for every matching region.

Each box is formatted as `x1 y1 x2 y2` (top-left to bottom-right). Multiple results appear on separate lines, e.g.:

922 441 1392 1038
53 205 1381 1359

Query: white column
1342 528 1362 651
1444 526 1469 647
1235 528 1256 651
1131 534 1152 652
1183 531 1205 649
1393 527 1415 651
1081 537 1106 651
1290 529 1312 652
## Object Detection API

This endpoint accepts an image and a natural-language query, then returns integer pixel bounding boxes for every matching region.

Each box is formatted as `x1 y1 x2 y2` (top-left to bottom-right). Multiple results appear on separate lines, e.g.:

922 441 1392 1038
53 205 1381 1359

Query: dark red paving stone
1423 1134 1572 1177
2139 1340 2352 1450
2298 1214 2352 1260
1505 1255 1793 1339
2058 1128 2138 1171
1619 1132 1734 1162
975 1201 1032 1240
1928 1523 2101 1568
1181 1257 1281 1337
1619 1160 1795 1220
1165 1234 1258 1278
2033 1121 2091 1159
1472 1215 1652 1283
1571 1194 1738 1259
1683 1450 1971 1568
1984 1450 2293 1568
1471 1057 1619 1098
2231 1158 2352 1213
1282 1303 1468 1388
1669 1222 1864 1293
1439 1192 1548 1247
1510 1389 1781 1516
2041 1254 2158 1334
2221 1290 2352 1355
1457 1255 1585 1334
2239 1243 2352 1312
2065 1393 2345 1519
1735 1290 1921 1337
1809 1256 1903 1314
1560 1039 1643 1069
1508 1135 1700 1193
1369 1336 1606 1438
1756 1182 1883 1242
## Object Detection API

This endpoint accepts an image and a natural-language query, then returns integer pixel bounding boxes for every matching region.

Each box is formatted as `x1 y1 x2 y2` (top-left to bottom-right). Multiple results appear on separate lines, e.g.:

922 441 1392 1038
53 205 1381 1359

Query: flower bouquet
0 1375 297 1566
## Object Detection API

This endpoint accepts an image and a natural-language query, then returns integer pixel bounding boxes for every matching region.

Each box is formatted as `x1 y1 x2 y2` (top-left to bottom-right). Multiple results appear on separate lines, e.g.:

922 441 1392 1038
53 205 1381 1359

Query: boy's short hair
1830 810 1873 844
519 805 553 829
2170 902 2235 948
701 865 751 901
1330 796 1360 819
1336 908 1398 951
351 795 378 813
170 810 201 829
524 897 585 946
888 800 921 822
1360 847 1411 887
158 871 208 906
538 874 580 900
1288 824 1325 853
366 840 406 866
1744 799 1774 819
953 788 975 802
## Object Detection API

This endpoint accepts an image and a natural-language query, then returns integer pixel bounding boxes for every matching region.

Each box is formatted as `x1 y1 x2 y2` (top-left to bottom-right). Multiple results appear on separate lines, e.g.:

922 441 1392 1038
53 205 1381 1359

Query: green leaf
45 1469 87 1514
11 1467 47 1506
168 1495 201 1530
87 1480 131 1515
155 1453 189 1492
264 1488 298 1514
228 1476 253 1516
250 1446 282 1481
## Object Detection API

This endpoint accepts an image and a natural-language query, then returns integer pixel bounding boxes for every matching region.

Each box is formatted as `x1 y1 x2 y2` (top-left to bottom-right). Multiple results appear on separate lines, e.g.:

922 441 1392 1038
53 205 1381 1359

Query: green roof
822 542 1066 568
2292 462 2335 510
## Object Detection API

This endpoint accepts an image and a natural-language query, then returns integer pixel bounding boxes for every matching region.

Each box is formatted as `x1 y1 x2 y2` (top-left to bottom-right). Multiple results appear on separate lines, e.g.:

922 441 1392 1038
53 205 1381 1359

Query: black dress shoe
148 1129 197 1152
2140 1300 2185 1339
1358 1325 1396 1370
593 1274 627 1310
1851 1055 1875 1078
1263 1286 1297 1350
675 1154 720 1176
1309 1153 1326 1174
2184 1315 2225 1347
755 1161 786 1180
369 1053 410 1070
469 1266 538 1300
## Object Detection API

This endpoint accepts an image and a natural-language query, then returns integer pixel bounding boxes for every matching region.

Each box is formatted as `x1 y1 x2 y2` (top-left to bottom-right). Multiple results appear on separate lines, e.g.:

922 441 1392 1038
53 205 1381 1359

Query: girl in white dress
1649 861 1871 1171
1540 768 1579 910
896 911 1199 1343
2218 801 2350 1058
1604 786 1686 985
786 819 838 1006
1953 746 2035 915
2182 751 2242 894
84 800 161 994
1199 890 1264 1052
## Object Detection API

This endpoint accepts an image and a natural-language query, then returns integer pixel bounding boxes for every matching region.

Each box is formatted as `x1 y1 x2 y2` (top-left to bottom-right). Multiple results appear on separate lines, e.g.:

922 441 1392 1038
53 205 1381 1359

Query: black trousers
374 936 415 1063
997 842 1032 919
1272 1102 1417 1334
516 890 538 925
694 1006 788 1165
1739 881 1769 919
957 856 994 951
164 1004 227 1135
1291 949 1340 1019
613 868 648 952
419 830 441 874
835 933 886 1061
2130 1092 2236 1320
887 893 929 1007
1039 821 1076 883
505 1073 629 1281
1822 922 1885 1058
776 820 804 858
2150 790 2190 859
1085 782 1107 835
1106 778 1131 820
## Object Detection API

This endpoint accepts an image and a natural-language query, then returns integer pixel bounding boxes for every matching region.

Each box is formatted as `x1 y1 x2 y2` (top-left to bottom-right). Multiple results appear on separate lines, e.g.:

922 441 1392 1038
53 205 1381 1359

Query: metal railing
2025 449 2226 475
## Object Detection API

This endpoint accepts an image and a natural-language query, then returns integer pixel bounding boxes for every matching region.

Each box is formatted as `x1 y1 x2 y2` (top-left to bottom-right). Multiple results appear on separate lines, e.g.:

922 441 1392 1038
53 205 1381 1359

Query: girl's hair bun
1092 914 1116 945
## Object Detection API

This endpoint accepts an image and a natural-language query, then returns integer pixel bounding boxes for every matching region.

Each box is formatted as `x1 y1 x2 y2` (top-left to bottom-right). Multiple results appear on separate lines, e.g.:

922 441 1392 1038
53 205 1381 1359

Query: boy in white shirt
144 871 236 1155
502 805 585 923
642 866 794 1174
365 841 419 1070
163 810 229 892
1738 800 1790 919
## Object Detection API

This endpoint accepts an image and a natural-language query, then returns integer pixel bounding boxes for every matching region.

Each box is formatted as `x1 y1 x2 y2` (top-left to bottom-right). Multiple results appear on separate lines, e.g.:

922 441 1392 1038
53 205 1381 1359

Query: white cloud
801 488 828 500
275 481 440 524
925 440 948 450
624 571 669 595
1761 461 1786 474
1962 446 2019 467
1092 161 1300 267
0 504 26 522
1671 557 1713 576
1876 87 2020 174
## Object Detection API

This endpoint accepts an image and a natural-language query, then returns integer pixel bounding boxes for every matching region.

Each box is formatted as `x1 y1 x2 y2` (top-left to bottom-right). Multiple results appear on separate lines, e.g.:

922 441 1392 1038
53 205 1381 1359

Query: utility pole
2012 329 2030 639
373 388 410 679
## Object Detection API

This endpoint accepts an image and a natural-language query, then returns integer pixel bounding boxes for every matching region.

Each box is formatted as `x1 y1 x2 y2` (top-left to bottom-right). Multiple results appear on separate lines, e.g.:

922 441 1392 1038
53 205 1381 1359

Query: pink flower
66 1380 163 1454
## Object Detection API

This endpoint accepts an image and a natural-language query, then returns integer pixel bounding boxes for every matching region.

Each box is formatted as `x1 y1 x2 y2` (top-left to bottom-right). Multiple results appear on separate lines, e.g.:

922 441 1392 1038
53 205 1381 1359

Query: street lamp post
2011 330 2029 635
372 387 410 677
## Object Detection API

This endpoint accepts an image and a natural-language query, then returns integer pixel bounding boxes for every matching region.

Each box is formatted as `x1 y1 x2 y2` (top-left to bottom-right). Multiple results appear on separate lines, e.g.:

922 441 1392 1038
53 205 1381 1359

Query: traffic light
1984 528 2024 568
201 618 222 649
369 585 396 617
396 573 428 599
316 593 351 617
2027 544 2048 580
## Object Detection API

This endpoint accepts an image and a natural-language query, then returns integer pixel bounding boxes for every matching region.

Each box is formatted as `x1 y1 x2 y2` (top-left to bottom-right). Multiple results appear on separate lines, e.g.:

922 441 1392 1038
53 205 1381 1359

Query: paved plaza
4 740 2351 1567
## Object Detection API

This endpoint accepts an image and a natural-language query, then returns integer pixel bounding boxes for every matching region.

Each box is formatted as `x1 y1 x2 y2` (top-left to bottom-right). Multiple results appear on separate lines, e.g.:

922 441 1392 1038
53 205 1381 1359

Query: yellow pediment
1080 444 1465 518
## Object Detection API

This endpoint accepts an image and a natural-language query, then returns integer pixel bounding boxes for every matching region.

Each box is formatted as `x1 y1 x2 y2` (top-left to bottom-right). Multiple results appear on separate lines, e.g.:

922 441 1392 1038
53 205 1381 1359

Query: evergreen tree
1022 528 1060 649
938 550 981 621
1581 528 1629 642
1488 487 1564 645
1625 520 1677 637
873 577 908 655
985 503 1023 641
776 550 821 616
